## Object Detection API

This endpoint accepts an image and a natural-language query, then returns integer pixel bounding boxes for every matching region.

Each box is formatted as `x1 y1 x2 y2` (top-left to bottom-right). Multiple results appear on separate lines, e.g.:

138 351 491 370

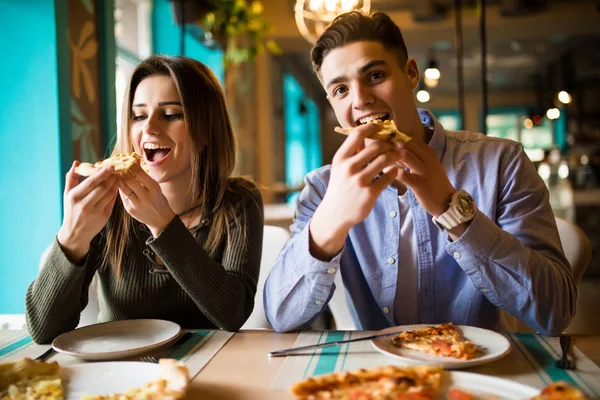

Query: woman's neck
159 172 199 215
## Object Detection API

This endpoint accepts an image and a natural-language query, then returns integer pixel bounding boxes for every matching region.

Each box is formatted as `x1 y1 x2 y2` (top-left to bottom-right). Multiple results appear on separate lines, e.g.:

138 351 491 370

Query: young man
263 11 576 335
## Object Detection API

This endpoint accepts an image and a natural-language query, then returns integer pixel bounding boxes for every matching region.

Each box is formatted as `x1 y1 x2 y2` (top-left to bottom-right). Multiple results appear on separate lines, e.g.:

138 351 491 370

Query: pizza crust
75 152 148 176
334 119 412 143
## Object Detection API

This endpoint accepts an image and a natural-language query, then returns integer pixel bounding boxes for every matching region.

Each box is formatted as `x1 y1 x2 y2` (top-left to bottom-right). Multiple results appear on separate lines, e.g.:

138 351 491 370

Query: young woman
26 55 264 343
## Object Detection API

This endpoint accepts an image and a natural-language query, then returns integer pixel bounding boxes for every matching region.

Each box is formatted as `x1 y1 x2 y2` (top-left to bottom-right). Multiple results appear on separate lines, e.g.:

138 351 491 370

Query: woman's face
130 75 192 184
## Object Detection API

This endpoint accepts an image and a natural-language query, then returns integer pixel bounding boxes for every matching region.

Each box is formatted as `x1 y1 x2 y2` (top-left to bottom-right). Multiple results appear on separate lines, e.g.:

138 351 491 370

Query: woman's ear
405 58 420 90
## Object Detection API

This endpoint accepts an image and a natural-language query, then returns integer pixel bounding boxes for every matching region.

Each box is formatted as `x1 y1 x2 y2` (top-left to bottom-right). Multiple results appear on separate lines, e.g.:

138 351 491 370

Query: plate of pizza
290 364 586 399
370 323 511 369
0 358 189 400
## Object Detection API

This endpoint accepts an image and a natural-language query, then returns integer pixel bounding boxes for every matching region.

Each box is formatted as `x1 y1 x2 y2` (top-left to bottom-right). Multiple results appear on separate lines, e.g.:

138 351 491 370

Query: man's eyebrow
132 101 182 107
325 59 388 90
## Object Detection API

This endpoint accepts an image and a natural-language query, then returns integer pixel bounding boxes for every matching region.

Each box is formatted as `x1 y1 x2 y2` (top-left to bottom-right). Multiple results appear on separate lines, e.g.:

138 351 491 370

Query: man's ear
405 58 420 90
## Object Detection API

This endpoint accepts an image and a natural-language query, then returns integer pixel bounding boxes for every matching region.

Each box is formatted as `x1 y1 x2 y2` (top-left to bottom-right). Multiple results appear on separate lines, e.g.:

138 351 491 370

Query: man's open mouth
356 112 390 126
143 143 172 163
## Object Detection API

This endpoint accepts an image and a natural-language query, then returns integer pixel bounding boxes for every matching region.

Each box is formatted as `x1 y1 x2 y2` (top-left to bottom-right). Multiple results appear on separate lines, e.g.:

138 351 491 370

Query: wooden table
186 331 600 400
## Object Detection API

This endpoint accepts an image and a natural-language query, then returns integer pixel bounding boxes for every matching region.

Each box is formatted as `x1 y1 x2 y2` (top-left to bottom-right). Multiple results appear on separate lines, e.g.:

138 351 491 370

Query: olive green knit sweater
25 185 264 344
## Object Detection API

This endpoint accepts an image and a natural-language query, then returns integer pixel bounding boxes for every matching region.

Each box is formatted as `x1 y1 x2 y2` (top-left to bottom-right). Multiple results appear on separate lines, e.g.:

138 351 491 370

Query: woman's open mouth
143 143 172 165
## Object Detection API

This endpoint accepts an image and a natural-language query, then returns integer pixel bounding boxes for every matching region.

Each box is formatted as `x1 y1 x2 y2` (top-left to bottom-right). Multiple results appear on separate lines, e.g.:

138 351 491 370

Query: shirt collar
418 108 446 160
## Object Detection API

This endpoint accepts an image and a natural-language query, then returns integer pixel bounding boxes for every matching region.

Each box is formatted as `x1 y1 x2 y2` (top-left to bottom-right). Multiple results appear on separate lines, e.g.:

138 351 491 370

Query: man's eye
132 115 146 121
165 113 184 120
369 71 385 81
333 86 348 96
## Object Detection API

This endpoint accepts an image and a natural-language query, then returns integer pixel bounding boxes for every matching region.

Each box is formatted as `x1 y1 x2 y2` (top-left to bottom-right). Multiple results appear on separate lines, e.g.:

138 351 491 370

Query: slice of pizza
75 152 148 176
82 359 189 400
290 365 443 400
530 381 588 400
334 119 412 143
0 358 63 399
391 323 480 360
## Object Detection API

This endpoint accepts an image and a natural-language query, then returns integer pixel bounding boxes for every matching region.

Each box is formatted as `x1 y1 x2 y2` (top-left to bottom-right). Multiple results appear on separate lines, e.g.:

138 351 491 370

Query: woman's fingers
69 165 115 202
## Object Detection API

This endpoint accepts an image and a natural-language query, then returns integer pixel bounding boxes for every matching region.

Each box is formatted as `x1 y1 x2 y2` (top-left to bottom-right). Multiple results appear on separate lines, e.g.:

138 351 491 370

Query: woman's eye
165 113 184 121
132 115 146 121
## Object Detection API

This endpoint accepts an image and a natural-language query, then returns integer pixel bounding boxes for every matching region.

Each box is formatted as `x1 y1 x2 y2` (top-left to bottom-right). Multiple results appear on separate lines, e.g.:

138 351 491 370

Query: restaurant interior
1 0 600 398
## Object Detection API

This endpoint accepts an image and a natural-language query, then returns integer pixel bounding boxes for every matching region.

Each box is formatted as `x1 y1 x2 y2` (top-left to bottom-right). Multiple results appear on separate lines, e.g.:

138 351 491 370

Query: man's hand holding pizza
309 123 401 261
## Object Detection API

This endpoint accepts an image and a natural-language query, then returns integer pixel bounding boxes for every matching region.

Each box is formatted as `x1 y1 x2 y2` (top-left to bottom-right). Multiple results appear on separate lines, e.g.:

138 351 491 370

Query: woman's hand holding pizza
57 161 120 264
393 139 455 218
119 162 176 238
309 123 401 260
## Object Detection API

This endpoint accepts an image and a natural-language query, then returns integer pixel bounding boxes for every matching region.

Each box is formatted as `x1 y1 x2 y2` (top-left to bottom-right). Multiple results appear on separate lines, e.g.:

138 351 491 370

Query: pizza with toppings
335 119 412 143
0 358 63 399
290 365 443 400
390 323 481 360
0 358 188 400
75 152 148 176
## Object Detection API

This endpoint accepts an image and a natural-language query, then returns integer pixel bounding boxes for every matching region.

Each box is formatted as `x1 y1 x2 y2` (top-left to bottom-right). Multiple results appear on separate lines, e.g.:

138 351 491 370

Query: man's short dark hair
311 11 409 73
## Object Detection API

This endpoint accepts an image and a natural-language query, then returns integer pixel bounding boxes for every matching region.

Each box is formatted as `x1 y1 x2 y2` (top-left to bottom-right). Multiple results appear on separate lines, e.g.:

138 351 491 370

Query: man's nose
352 85 375 109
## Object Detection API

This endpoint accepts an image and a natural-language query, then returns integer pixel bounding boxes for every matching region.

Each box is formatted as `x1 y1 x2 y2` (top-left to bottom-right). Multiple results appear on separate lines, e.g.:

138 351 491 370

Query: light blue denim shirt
264 110 577 336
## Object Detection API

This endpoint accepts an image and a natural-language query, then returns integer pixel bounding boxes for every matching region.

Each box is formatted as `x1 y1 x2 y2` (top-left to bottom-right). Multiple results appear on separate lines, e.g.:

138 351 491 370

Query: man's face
320 40 421 138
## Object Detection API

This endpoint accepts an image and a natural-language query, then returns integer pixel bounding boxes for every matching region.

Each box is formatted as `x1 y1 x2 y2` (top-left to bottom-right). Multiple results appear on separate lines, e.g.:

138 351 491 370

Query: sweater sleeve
25 237 100 344
146 185 264 331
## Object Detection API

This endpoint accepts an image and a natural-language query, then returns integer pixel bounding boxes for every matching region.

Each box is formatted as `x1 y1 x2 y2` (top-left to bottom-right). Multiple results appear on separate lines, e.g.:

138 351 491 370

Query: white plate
443 371 539 399
61 362 160 399
52 319 181 361
371 324 511 369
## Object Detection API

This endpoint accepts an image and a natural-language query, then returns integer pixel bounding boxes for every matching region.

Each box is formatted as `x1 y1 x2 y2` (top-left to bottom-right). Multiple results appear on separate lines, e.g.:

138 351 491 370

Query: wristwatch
432 190 477 231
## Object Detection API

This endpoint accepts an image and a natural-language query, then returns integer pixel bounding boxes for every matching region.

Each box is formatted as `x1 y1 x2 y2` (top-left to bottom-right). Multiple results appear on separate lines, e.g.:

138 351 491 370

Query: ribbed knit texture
25 185 264 344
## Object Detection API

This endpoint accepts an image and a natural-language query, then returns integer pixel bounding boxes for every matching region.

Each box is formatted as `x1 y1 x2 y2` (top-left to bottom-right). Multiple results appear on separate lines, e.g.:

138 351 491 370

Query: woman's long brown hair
103 55 256 276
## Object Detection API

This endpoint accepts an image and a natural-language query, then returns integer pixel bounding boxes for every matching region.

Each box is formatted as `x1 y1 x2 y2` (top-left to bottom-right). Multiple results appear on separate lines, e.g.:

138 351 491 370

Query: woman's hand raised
118 162 176 238
57 161 120 264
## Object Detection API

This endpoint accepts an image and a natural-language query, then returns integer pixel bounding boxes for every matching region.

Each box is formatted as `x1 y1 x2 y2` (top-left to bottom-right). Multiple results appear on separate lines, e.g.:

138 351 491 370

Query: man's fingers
347 141 398 174
335 123 384 161
395 149 426 175
359 151 401 181
372 166 398 192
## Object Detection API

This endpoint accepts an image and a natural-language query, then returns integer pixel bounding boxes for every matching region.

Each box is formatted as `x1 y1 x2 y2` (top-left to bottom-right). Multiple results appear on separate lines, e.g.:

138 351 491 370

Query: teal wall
0 0 71 313
152 0 224 83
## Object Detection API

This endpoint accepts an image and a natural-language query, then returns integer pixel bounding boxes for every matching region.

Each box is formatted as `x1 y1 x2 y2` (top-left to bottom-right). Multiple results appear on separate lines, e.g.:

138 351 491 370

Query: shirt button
326 268 336 274
315 300 323 305
453 252 461 260
481 289 489 294
389 211 397 218
382 306 390 314
387 257 395 264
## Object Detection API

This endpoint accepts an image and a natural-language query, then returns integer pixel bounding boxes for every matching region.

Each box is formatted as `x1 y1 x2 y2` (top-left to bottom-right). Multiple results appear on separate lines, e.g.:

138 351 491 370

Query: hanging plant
197 0 281 65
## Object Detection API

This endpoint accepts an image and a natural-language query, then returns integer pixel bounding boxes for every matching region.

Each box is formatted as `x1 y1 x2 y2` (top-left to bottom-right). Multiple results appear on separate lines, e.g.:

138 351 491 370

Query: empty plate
52 319 181 361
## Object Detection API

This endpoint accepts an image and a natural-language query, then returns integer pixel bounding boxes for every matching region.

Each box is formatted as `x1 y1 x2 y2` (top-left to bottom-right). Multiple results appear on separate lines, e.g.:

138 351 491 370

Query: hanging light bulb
424 59 440 88
325 0 337 12
557 91 572 105
546 108 560 120
309 0 322 11
295 0 371 44
416 90 431 103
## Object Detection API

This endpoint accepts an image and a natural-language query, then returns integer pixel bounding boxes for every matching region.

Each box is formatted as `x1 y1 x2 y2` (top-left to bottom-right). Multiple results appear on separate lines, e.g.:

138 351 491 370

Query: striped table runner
0 329 233 379
272 331 600 398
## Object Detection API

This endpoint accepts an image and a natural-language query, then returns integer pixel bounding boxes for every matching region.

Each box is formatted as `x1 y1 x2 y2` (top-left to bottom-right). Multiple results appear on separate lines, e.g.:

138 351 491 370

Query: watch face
456 194 475 217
